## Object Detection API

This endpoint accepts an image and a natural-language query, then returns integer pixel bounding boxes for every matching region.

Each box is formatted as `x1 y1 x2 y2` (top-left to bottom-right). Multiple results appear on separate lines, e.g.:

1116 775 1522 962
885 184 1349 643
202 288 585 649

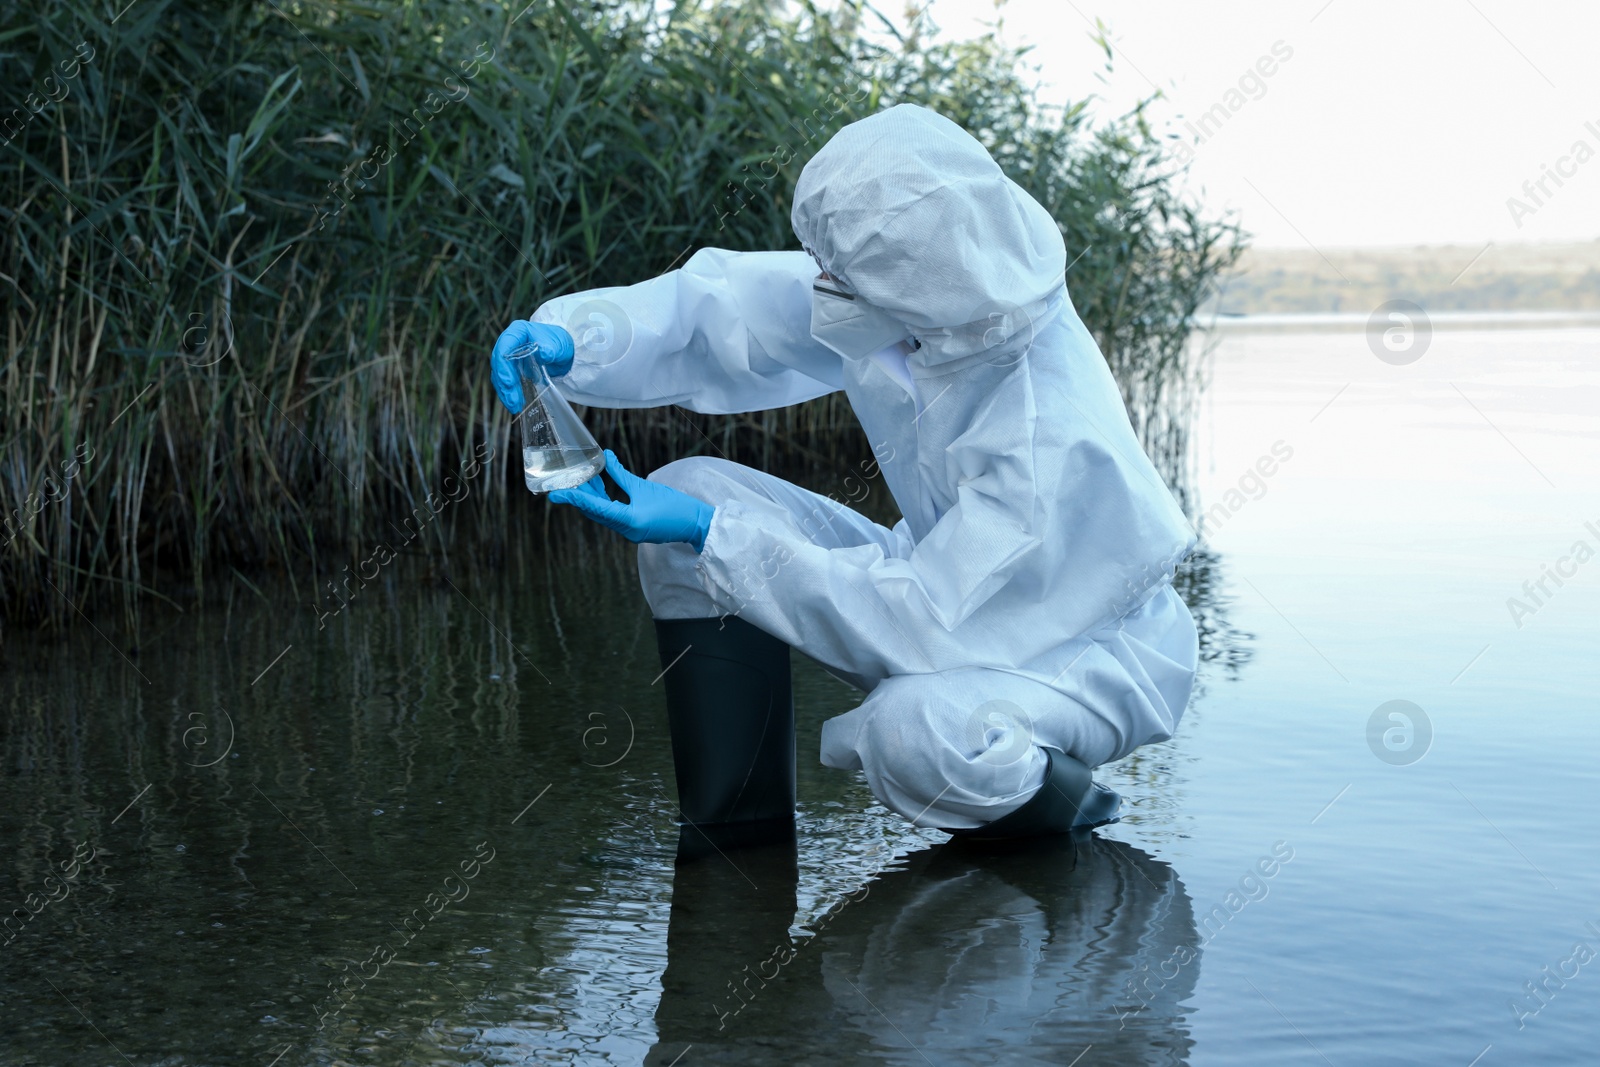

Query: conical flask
512 345 605 494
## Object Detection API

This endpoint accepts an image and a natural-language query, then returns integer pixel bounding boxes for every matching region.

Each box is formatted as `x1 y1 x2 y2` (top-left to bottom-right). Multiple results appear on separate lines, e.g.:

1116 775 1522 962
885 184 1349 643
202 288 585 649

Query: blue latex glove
490 321 575 412
550 450 715 552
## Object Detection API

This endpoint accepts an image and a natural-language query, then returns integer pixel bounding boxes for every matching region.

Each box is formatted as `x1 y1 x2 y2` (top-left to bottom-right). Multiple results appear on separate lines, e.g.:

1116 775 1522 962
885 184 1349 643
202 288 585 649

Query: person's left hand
550 450 714 552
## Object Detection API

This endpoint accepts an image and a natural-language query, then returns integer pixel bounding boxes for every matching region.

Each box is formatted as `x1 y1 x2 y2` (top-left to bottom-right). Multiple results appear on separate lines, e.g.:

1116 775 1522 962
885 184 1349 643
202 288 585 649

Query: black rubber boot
654 616 796 827
945 747 1121 841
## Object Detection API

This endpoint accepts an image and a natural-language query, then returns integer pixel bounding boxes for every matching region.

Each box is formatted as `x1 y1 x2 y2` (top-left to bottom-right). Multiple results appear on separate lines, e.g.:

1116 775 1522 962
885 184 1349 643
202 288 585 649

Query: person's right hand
550 450 715 552
490 321 575 412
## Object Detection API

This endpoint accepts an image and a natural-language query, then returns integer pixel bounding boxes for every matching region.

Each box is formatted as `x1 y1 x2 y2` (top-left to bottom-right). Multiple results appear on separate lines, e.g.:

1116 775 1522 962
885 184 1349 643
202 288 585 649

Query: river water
2 325 1596 1065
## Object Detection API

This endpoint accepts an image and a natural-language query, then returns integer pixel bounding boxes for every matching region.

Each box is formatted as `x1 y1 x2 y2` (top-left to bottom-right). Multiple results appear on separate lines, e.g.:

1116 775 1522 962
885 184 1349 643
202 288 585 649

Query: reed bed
0 0 1241 631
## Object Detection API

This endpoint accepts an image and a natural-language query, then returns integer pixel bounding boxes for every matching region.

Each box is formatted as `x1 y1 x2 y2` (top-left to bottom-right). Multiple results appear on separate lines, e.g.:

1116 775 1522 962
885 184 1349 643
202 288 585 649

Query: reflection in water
650 829 1199 1065
1 532 1215 1064
1174 545 1254 681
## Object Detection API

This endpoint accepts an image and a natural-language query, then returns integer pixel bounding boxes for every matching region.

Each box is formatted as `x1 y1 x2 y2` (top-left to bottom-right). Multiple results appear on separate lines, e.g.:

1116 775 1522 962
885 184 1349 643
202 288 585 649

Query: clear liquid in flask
513 352 607 495
523 443 604 493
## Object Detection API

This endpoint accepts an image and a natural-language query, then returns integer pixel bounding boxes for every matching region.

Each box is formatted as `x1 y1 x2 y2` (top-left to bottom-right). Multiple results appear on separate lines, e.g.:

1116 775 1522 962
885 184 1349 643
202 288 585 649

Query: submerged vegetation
0 0 1242 628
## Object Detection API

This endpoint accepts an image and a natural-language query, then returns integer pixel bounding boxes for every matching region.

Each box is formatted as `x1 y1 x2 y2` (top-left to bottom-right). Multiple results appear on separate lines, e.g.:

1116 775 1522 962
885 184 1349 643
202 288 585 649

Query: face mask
810 276 911 359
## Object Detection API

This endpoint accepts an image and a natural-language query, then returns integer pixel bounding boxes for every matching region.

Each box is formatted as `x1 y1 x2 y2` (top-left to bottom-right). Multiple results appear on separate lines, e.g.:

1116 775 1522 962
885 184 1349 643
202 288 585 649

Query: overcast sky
905 0 1600 249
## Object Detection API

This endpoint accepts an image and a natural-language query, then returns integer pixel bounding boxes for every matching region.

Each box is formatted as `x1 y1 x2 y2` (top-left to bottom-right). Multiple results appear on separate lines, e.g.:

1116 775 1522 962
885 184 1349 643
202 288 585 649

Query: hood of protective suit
791 104 1068 364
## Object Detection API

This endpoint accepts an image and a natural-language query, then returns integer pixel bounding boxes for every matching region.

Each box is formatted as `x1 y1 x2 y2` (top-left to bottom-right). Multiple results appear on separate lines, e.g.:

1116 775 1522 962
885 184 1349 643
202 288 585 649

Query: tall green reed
0 0 1241 630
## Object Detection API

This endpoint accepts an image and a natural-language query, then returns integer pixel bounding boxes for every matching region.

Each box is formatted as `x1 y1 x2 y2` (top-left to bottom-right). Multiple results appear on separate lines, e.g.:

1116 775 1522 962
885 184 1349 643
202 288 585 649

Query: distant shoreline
1211 241 1600 315
1199 309 1600 331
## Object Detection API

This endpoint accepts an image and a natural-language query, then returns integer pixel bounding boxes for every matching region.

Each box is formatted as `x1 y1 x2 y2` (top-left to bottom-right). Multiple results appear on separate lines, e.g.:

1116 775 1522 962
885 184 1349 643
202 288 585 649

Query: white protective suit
532 104 1199 829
